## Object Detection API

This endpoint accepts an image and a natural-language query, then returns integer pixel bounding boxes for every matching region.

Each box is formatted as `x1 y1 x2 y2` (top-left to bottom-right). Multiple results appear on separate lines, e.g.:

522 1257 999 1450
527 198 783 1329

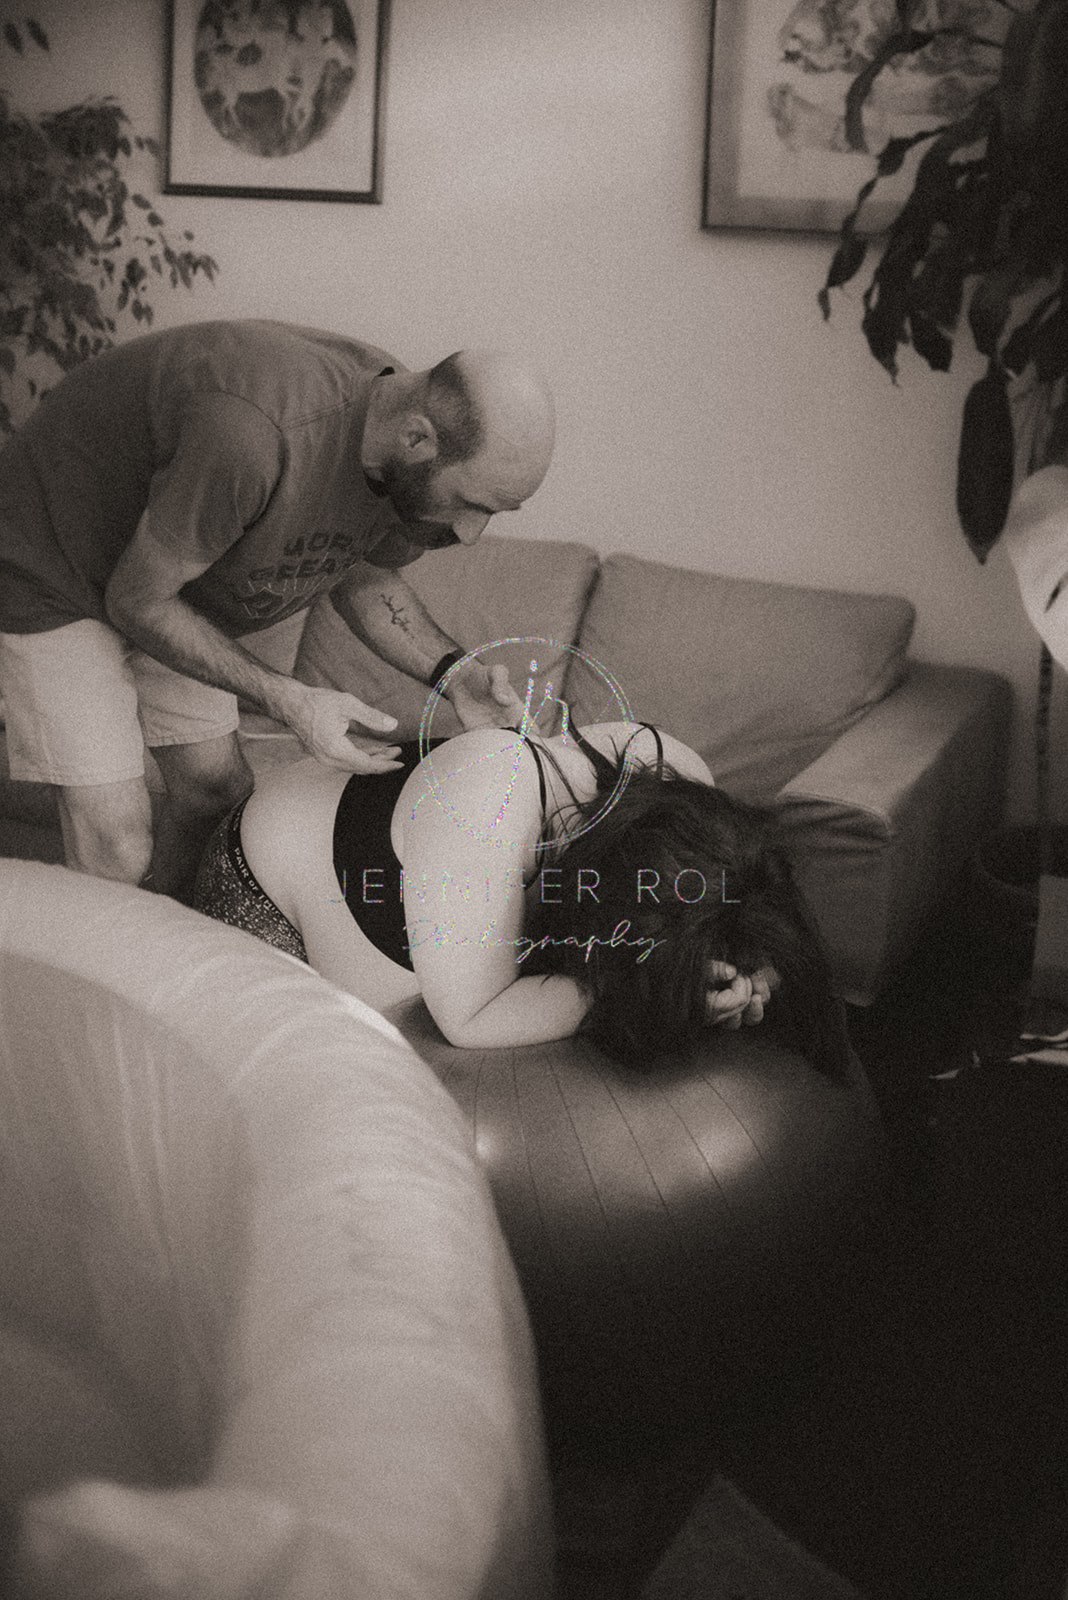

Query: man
0 320 555 897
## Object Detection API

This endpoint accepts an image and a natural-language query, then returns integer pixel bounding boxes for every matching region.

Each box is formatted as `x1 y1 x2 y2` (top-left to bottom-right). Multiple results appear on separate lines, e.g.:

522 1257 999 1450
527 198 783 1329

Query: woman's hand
704 960 779 1029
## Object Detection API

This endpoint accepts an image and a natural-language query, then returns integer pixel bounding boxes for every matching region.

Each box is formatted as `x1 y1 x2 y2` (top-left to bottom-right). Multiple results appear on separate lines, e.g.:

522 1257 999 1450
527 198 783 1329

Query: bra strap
510 727 549 813
638 723 665 776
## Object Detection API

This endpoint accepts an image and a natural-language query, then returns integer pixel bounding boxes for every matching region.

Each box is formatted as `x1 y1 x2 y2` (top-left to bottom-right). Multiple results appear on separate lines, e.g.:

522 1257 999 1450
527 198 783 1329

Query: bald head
425 350 555 497
362 350 555 547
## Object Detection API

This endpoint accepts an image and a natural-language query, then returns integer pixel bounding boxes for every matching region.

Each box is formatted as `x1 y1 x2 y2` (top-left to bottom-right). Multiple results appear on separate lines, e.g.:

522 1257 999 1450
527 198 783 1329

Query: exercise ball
0 860 551 1600
389 1000 884 1456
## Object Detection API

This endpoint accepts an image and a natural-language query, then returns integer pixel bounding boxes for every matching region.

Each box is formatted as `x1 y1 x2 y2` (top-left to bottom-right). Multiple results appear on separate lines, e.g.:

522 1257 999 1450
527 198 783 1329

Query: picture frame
702 1 999 235
164 0 390 203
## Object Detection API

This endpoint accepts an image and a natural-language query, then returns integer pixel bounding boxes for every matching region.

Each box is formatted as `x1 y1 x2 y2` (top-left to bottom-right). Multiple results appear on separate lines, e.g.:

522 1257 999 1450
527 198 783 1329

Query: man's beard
374 457 458 547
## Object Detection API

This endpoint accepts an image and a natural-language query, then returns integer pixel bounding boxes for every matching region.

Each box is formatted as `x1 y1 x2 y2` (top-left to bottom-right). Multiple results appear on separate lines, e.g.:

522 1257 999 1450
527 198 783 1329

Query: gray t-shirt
0 320 422 635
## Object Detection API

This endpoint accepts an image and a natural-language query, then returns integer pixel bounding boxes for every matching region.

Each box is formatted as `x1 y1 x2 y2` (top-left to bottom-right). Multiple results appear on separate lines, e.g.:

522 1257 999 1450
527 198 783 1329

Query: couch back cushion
293 535 597 738
564 555 915 801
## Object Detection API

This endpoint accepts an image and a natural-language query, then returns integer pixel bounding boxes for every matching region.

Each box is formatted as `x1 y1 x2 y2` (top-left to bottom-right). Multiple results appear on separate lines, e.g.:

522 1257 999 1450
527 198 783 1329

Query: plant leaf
1032 312 1068 383
3 21 23 53
909 236 968 331
908 311 953 371
862 285 906 376
858 154 956 374
1001 291 1059 375
876 127 942 178
825 233 868 295
968 265 1023 359
844 29 936 152
1040 393 1068 467
999 0 1068 173
956 363 1015 560
26 18 49 51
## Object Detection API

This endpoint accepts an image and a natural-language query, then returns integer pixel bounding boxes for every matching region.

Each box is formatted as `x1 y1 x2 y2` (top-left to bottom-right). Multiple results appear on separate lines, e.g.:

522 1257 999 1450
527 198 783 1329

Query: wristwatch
428 648 464 694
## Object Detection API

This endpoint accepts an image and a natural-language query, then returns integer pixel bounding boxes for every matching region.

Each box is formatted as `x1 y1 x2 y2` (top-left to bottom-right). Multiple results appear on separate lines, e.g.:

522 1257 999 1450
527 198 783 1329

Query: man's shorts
0 620 240 786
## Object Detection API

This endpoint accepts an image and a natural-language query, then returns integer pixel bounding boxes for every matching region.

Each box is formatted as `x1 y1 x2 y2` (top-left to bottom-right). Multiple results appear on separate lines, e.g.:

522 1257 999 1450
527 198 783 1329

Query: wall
6 0 1063 822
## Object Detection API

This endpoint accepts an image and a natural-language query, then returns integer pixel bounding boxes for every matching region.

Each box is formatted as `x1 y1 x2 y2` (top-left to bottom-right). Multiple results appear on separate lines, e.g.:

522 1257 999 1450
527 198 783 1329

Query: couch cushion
293 534 598 739
564 556 915 802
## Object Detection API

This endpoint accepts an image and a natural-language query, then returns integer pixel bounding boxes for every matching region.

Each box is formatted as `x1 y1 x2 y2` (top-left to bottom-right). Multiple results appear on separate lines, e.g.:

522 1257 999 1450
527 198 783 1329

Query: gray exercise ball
389 1002 884 1455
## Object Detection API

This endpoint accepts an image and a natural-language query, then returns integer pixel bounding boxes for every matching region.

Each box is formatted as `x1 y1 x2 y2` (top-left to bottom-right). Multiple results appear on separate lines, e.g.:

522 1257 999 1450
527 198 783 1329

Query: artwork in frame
164 0 390 203
702 1 1004 235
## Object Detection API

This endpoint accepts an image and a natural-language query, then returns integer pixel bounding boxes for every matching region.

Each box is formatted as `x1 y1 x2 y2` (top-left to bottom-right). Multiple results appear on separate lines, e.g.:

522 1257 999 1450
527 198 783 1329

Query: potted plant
0 13 218 433
818 0 1068 975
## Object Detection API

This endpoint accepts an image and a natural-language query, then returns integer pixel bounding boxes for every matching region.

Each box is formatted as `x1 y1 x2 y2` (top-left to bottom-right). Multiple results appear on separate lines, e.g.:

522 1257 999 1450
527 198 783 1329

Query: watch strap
428 648 464 692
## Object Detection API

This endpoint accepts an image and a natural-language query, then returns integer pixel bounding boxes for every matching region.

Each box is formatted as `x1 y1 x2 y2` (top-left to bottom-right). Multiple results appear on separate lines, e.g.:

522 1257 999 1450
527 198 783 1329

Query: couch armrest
776 661 1012 1006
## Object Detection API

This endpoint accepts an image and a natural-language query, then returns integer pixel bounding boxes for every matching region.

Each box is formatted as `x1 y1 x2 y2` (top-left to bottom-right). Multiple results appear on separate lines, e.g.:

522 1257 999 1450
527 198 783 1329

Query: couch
0 533 1012 1005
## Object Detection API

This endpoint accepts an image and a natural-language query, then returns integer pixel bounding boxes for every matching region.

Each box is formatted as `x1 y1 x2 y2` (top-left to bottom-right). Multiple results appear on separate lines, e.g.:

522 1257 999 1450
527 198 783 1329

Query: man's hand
704 961 779 1029
446 663 526 730
286 685 402 772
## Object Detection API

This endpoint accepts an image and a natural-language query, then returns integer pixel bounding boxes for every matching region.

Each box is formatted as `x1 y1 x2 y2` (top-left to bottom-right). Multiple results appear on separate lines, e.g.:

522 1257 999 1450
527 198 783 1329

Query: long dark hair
522 746 852 1079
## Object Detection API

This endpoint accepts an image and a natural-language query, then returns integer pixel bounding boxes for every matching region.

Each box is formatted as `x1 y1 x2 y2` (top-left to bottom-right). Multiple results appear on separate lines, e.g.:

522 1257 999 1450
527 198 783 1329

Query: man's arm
330 565 524 727
105 514 401 772
330 563 458 682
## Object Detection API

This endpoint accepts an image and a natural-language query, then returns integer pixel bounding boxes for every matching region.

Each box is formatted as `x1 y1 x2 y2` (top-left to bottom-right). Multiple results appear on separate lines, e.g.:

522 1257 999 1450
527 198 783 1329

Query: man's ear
398 411 438 465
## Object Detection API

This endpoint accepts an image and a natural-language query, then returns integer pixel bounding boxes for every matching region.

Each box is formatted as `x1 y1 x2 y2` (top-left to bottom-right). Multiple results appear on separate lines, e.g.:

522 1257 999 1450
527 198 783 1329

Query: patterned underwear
193 796 309 963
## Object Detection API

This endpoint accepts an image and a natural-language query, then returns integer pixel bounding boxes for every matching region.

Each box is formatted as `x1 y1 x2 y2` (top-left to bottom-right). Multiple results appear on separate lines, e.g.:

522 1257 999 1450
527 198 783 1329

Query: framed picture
702 1 1000 234
164 0 390 203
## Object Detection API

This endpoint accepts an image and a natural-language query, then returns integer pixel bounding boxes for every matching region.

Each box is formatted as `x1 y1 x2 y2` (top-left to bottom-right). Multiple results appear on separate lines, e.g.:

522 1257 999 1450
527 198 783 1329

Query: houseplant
818 0 1068 559
0 12 217 433
818 0 1068 968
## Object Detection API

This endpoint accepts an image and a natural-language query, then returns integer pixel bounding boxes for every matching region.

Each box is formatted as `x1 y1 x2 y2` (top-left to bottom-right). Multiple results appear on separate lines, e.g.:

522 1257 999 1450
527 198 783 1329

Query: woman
193 715 850 1072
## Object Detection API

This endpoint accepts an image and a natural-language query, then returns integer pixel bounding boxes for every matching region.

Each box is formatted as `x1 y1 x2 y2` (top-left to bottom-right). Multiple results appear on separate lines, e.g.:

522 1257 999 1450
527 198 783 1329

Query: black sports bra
332 721 665 971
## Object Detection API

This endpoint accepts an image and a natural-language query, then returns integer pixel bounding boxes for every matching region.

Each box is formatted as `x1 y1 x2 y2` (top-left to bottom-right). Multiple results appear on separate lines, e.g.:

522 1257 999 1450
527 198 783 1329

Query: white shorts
0 620 240 786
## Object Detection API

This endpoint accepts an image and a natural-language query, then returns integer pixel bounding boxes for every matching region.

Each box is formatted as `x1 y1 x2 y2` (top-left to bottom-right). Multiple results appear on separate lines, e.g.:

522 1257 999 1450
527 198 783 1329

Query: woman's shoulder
398 728 545 856
411 726 546 790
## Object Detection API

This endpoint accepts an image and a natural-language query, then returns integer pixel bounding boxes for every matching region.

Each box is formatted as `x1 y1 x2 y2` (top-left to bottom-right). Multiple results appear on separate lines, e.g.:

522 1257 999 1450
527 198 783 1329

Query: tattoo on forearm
383 596 413 634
